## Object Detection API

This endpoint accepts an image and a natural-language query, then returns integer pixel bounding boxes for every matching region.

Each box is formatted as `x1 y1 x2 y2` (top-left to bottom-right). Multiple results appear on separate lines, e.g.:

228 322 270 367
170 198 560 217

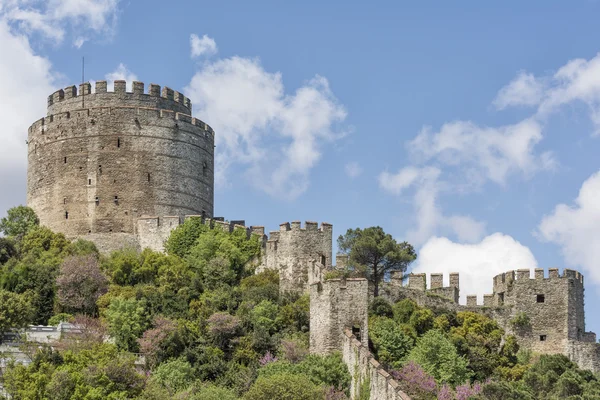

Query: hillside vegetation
0 207 599 399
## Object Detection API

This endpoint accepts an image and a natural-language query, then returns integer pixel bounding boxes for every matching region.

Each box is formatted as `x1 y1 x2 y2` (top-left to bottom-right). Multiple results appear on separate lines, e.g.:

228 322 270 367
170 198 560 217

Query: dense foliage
1 207 599 400
0 208 348 399
368 297 600 399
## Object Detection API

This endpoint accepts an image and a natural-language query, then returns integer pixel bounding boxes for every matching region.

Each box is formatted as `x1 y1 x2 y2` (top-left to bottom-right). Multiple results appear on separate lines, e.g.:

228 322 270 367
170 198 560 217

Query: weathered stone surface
310 278 369 355
27 82 214 252
258 221 332 294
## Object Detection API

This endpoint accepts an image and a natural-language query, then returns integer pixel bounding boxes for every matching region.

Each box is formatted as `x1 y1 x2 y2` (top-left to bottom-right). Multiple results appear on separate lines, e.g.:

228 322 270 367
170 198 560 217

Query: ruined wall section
342 330 411 400
259 221 332 293
310 278 368 356
27 81 215 248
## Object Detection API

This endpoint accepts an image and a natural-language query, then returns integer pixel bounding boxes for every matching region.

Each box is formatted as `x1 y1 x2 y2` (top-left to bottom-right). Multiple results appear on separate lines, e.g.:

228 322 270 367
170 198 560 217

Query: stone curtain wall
27 81 215 247
342 329 411 400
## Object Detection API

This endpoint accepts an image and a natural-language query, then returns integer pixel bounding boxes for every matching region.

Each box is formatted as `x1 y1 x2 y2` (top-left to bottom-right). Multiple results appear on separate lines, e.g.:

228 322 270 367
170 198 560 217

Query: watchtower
492 268 589 354
27 81 214 248
258 221 333 294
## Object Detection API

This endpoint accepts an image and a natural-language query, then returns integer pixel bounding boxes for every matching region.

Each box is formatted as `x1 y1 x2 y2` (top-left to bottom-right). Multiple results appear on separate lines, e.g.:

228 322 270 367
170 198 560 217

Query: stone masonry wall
491 268 586 356
259 221 332 294
310 278 369 355
27 81 214 249
342 329 411 400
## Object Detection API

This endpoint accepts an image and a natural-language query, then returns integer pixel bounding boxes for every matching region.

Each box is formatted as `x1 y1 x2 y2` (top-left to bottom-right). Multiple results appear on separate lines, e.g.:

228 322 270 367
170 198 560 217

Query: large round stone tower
27 80 214 247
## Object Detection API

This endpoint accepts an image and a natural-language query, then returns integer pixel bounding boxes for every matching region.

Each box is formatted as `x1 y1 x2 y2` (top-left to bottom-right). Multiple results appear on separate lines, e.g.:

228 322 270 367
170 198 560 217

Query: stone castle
25 82 600 399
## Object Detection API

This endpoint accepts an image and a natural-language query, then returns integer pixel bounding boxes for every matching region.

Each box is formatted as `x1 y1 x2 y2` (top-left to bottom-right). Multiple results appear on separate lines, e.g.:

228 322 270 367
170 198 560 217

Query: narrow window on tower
64 157 67 163
65 211 69 219
63 197 67 205
117 138 121 148
98 165 102 174
95 196 99 206
203 161 208 177
88 178 92 185
114 196 119 205
147 173 151 182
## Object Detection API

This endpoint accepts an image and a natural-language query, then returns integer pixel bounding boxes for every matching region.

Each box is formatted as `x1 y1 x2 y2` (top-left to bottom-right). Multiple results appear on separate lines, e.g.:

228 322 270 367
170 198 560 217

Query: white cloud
408 118 554 186
104 63 137 91
538 171 600 285
496 52 600 135
344 162 362 178
1 0 120 46
190 34 217 58
379 166 486 246
414 233 538 304
0 18 56 216
493 71 545 110
185 55 347 199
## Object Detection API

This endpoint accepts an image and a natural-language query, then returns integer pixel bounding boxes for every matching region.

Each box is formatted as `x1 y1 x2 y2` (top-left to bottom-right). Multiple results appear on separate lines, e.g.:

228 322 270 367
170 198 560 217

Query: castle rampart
136 215 264 253
258 221 333 294
27 82 214 249
342 329 411 400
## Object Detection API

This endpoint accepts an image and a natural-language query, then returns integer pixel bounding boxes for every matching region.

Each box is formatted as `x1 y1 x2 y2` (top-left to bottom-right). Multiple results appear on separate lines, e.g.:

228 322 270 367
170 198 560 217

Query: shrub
369 297 394 318
510 312 531 330
244 372 323 400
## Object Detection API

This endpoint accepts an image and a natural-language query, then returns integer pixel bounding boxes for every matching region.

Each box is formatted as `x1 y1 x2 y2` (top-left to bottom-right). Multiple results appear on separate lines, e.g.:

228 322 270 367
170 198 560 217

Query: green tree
0 206 39 241
0 237 17 264
369 316 414 368
106 297 148 352
337 226 416 296
244 372 323 400
407 329 471 386
450 311 505 381
149 358 195 394
0 289 32 333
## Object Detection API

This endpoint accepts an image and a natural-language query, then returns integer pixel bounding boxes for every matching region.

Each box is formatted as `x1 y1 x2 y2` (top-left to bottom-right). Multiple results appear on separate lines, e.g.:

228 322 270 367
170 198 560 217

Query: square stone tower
493 268 588 355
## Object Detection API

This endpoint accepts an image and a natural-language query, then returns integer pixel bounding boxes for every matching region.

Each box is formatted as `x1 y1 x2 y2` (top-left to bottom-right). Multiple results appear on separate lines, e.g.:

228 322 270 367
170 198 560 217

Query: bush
369 316 414 368
510 312 531 330
150 358 195 394
393 299 418 324
244 372 323 400
369 297 393 318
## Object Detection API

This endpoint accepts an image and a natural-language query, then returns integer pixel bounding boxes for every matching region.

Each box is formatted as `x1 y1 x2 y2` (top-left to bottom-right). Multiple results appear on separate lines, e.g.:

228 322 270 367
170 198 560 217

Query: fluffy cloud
495 52 600 135
414 234 538 304
379 167 486 246
493 71 545 110
1 0 120 47
185 55 347 199
0 18 56 216
190 34 217 58
344 162 362 179
408 118 555 186
538 171 600 285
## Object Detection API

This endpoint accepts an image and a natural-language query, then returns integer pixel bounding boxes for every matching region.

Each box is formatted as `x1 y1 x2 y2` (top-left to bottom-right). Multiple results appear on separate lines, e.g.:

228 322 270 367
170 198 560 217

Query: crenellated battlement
405 272 460 291
273 220 332 234
47 81 192 113
493 268 584 292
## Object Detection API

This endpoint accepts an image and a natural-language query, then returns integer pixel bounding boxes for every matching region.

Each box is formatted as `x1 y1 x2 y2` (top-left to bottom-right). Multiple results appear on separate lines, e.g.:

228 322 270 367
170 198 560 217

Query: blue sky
1 1 600 334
